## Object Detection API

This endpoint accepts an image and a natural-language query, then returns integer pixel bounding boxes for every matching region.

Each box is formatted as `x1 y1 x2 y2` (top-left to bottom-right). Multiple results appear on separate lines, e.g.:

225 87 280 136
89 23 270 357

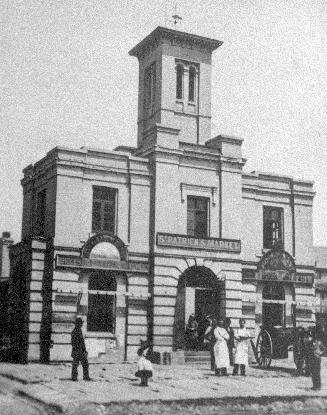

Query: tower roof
129 26 223 59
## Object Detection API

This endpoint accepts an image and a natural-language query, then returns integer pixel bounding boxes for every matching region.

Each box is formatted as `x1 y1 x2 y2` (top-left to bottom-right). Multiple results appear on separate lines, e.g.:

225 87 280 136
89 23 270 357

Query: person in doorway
307 326 326 390
185 314 199 351
71 317 91 381
224 317 235 367
203 316 213 350
204 317 217 371
135 346 153 386
213 319 230 376
233 319 252 376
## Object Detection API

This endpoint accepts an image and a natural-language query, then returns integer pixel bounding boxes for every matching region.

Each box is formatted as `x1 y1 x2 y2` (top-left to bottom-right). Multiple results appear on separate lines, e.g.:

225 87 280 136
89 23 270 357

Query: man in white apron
213 319 230 376
233 318 251 376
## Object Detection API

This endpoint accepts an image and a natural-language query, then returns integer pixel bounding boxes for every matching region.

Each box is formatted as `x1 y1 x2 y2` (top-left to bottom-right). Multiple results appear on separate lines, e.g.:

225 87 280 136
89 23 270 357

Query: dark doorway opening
173 266 223 351
262 283 285 328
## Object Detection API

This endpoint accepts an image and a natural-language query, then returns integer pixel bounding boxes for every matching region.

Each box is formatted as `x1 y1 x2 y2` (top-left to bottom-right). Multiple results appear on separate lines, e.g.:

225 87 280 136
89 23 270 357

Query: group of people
70 317 325 390
70 317 154 386
203 316 252 376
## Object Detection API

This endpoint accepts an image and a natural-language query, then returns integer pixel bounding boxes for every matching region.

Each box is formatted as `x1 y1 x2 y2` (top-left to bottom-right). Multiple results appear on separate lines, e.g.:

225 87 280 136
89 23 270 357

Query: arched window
87 271 117 333
89 242 120 260
144 62 156 117
188 66 196 102
263 206 284 249
176 63 184 99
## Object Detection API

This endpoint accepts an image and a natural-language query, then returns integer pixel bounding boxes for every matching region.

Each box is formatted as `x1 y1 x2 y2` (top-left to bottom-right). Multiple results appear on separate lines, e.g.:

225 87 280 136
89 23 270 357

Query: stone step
184 351 211 364
184 351 210 356
88 351 123 364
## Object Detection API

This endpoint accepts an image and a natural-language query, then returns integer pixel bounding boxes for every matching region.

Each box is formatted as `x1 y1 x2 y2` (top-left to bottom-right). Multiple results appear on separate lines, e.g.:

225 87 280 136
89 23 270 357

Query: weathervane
172 1 182 27
172 13 182 27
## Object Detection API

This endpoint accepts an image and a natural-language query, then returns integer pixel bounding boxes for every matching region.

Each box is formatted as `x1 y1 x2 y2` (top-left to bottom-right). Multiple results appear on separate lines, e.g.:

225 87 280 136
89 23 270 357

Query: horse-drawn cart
251 325 309 371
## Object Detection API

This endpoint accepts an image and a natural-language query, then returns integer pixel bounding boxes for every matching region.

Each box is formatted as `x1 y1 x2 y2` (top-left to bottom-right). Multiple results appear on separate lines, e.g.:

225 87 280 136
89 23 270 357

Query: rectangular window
144 62 156 117
187 196 209 238
92 186 116 234
35 189 46 236
263 206 284 249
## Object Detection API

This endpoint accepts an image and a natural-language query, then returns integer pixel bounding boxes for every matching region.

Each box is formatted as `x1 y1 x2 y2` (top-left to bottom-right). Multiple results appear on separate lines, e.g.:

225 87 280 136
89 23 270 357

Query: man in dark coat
224 317 235 367
307 326 326 390
71 317 91 381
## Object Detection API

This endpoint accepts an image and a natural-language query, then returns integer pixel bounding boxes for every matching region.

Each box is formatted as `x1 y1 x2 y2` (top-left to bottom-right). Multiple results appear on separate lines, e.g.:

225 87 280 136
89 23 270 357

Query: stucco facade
10 27 316 363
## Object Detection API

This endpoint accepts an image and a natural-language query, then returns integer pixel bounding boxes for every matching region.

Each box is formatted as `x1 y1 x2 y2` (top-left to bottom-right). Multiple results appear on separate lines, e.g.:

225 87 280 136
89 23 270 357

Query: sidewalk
0 358 327 413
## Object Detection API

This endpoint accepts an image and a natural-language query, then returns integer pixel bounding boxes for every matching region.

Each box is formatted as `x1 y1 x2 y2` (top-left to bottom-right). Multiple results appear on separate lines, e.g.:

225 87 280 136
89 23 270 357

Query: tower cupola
129 27 222 149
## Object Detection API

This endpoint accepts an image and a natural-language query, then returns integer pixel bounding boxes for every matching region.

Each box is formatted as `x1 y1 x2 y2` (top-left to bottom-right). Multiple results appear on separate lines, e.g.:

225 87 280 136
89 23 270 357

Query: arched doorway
262 283 285 327
173 266 224 351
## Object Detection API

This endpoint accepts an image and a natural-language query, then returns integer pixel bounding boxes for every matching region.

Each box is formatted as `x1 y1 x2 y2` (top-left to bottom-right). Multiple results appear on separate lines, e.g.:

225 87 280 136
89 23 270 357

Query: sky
0 0 326 245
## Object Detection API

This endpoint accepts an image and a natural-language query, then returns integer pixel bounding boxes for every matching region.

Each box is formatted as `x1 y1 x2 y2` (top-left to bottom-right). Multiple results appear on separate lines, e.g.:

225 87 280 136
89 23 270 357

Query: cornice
129 26 223 59
242 183 315 201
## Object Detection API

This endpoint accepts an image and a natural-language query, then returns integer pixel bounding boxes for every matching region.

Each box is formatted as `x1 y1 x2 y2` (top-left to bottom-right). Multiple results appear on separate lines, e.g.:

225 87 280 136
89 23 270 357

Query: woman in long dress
213 319 230 376
233 318 251 376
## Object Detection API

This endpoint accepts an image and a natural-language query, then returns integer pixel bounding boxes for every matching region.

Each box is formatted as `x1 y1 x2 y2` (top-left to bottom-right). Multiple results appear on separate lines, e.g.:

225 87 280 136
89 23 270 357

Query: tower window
35 189 47 236
263 206 284 249
187 196 209 238
176 63 184 99
188 66 196 102
144 62 156 117
92 186 116 234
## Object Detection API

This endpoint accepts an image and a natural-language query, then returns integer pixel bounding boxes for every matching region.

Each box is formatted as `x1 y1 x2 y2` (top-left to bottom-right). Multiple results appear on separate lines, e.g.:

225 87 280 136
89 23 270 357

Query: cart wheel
256 329 272 368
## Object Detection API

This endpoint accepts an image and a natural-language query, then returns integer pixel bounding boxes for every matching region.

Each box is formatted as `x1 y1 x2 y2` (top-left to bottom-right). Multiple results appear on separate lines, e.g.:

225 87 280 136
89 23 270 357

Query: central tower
129 27 222 149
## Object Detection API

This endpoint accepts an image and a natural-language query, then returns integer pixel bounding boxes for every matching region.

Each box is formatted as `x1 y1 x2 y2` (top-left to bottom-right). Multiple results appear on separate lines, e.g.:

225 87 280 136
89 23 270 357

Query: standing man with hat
71 317 91 381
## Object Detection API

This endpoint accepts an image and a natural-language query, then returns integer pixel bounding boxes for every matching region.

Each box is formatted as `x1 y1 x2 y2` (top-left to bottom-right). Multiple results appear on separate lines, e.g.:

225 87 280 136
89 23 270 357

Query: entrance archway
173 266 224 351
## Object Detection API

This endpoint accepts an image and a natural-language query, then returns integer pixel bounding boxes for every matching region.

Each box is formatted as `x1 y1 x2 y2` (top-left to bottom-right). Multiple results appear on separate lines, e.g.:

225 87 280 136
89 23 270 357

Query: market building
9 26 317 363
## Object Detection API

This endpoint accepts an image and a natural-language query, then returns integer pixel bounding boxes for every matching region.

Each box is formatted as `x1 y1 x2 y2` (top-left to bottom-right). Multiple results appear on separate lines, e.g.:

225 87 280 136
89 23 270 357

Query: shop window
187 196 209 238
92 186 116 234
262 282 285 327
144 62 156 118
176 63 184 99
87 271 117 333
263 206 284 249
35 189 46 236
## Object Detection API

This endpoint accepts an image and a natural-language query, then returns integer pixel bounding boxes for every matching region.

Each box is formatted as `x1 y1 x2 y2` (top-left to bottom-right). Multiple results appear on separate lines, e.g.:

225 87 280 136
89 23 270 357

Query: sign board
56 255 149 273
243 249 313 285
156 232 241 253
256 270 313 284
242 269 313 285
